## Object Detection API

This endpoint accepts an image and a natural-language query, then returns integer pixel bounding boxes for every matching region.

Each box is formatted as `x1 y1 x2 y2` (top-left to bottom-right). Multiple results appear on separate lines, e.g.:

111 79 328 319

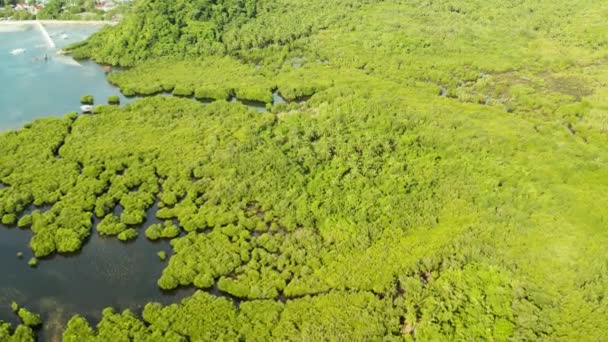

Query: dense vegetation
1 0 608 340
68 0 260 65
0 304 41 341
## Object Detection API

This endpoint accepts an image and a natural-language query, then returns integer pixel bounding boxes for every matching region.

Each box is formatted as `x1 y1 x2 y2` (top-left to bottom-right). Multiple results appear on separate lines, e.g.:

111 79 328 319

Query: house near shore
94 0 131 12
14 2 45 15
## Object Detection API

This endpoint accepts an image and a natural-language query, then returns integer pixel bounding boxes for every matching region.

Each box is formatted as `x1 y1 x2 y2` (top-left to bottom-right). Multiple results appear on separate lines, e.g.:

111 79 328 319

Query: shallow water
0 23 194 339
0 23 294 339
0 205 194 341
0 23 130 131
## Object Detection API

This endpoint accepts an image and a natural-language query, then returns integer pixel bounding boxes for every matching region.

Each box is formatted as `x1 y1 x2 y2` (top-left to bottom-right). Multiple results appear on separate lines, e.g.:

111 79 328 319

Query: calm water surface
0 204 193 341
0 23 286 340
0 23 130 131
0 23 190 340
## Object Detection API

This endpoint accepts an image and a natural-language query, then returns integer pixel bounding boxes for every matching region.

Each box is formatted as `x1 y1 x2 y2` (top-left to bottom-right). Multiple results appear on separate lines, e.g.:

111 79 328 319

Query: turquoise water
0 23 129 131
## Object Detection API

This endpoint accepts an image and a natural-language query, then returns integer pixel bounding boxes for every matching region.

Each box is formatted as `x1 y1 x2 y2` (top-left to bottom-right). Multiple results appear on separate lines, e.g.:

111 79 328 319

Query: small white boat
10 48 26 55
61 34 69 39
80 105 94 113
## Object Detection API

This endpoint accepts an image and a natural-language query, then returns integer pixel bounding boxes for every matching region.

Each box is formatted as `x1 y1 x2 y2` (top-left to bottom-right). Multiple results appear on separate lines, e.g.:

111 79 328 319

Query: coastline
0 20 116 26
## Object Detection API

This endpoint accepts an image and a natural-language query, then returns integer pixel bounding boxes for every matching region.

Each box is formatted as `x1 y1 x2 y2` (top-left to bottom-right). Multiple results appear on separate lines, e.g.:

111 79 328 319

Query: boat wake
10 48 26 55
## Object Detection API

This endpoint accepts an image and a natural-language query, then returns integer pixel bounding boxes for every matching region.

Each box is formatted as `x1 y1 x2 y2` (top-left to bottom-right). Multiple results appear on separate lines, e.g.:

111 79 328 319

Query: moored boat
80 105 94 113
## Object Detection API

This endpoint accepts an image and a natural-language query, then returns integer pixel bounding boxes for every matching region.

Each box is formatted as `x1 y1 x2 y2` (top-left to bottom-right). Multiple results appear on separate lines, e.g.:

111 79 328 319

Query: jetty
34 21 55 49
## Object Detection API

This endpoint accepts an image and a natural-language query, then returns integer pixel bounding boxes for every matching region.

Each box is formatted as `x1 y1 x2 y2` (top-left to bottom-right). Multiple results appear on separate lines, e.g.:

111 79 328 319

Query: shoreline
0 20 116 26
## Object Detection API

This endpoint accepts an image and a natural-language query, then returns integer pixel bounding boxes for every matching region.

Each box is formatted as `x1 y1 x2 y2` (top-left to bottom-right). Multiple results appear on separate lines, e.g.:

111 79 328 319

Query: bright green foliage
237 300 283 341
62 315 94 342
6 304 42 340
107 96 120 105
17 308 42 327
107 57 274 102
62 291 397 340
97 214 127 236
4 0 608 340
158 229 246 290
16 215 31 228
145 221 180 241
142 292 238 340
0 321 36 342
2 213 16 225
396 263 515 340
68 0 260 66
80 95 94 105
157 251 167 261
0 322 10 341
55 228 81 253
117 228 138 241
273 292 398 340
64 292 237 340
27 258 37 267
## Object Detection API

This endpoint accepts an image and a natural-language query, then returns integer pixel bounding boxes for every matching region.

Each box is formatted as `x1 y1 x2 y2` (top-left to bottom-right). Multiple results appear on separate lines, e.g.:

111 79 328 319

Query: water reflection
0 215 194 340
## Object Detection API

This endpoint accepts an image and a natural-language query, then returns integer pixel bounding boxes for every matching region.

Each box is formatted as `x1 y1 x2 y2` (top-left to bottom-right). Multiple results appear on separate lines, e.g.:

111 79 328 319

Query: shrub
27 258 37 267
108 96 121 105
172 85 194 97
80 95 94 105
118 228 138 241
17 308 42 327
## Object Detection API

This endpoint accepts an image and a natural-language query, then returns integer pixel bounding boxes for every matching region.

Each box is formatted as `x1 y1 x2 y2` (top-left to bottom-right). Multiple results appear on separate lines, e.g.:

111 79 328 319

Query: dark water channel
0 207 194 341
